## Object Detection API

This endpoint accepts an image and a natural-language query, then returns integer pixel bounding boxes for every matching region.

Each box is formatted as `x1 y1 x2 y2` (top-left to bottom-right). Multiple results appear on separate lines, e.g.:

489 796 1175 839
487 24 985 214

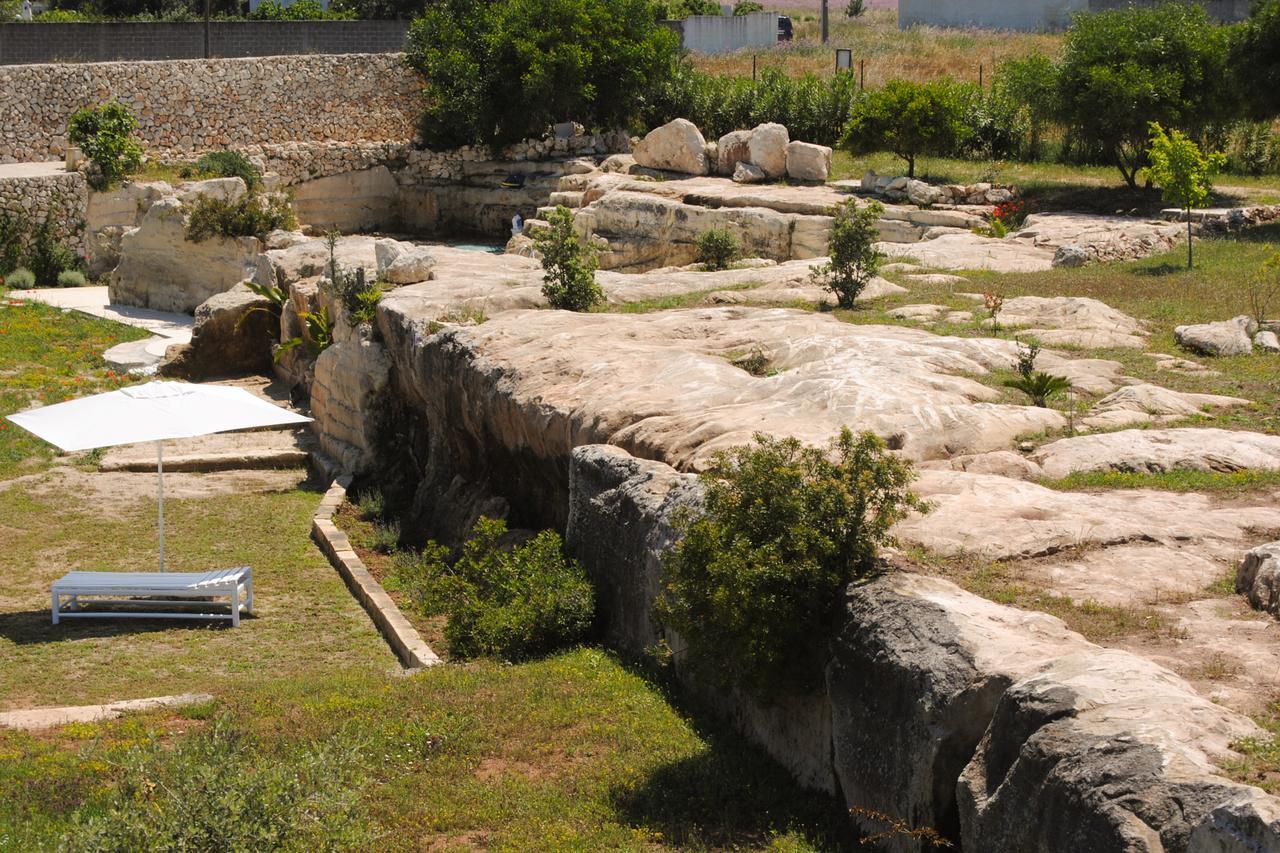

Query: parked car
777 15 793 41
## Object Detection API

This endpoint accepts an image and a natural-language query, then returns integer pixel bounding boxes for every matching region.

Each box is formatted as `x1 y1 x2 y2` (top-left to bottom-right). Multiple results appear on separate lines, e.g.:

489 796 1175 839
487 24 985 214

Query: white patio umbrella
6 381 312 570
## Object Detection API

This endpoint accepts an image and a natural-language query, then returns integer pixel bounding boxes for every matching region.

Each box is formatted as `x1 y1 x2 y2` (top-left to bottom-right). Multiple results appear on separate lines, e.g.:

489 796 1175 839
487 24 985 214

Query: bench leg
244 574 253 615
51 590 59 625
230 584 240 628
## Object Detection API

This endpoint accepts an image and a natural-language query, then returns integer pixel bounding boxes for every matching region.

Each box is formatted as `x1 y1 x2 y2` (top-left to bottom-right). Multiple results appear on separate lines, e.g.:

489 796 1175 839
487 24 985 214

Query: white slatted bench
51 567 253 627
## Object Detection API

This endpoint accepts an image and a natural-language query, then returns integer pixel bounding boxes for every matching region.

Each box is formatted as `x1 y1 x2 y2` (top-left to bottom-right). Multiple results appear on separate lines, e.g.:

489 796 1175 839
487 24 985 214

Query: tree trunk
906 155 915 178
1187 214 1193 269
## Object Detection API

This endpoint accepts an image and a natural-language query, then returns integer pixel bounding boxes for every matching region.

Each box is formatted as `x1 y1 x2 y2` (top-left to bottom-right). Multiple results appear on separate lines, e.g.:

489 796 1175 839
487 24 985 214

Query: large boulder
632 119 709 176
1256 330 1280 353
108 196 264 314
374 238 436 285
732 161 766 184
906 179 948 207
1030 428 1280 479
748 122 790 178
785 141 832 182
716 129 753 176
1175 316 1256 356
1237 542 1280 616
158 286 275 380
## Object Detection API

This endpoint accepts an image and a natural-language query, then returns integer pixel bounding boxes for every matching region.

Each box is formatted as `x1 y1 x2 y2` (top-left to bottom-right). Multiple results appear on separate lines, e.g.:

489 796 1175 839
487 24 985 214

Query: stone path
0 693 212 730
10 285 193 370
0 161 71 179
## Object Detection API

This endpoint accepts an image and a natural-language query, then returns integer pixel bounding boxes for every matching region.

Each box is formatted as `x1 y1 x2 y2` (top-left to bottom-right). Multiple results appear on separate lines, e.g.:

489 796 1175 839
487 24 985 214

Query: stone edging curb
312 478 441 670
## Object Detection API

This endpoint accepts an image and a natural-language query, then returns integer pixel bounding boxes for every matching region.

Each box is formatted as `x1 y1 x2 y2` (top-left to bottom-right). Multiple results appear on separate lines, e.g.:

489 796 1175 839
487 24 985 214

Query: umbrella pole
157 440 165 572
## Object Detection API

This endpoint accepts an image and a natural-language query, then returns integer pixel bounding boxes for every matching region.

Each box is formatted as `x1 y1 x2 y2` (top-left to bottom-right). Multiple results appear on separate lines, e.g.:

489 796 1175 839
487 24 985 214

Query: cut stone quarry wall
0 53 420 163
0 167 88 255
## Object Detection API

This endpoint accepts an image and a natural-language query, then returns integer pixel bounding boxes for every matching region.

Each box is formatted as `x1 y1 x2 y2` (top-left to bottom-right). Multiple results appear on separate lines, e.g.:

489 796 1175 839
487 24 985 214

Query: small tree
656 428 928 698
810 200 884 309
533 205 603 311
695 226 741 271
67 101 144 190
733 0 763 13
844 78 975 178
1147 122 1225 269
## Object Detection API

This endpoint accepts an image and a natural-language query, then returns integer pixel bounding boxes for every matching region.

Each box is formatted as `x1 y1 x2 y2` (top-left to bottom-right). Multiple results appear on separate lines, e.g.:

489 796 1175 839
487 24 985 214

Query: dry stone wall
0 169 88 255
0 53 421 163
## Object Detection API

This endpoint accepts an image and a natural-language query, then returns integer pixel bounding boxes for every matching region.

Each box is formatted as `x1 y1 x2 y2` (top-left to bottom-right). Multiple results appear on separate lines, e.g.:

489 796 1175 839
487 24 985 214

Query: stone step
98 428 311 473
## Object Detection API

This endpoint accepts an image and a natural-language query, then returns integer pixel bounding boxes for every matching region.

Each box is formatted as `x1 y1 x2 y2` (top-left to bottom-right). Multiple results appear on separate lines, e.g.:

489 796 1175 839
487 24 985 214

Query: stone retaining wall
0 169 89 256
0 53 421 163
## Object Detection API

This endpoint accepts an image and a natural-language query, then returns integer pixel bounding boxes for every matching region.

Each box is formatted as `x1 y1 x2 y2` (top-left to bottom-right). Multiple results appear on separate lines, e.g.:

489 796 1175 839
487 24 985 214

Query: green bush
395 517 595 661
845 0 864 16
67 101 144 190
186 192 297 243
1051 3 1232 187
57 270 87 288
189 150 263 189
251 0 355 18
656 429 927 697
643 66 858 146
5 268 35 289
406 0 679 149
0 211 26 275
809 199 883 309
733 0 763 14
845 78 975 177
533 205 602 311
991 53 1059 162
27 216 80 287
1233 0 1280 120
61 718 371 851
695 226 741 270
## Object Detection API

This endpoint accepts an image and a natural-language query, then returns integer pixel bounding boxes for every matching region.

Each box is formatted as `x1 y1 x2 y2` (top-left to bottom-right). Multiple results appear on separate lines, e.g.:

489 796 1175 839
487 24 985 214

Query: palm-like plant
1004 371 1073 407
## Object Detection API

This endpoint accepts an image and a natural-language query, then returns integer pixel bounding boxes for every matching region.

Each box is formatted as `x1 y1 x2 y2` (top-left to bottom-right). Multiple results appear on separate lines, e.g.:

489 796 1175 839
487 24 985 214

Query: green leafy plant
730 344 774 376
1004 341 1072 407
695 226 742 271
187 150 263 189
67 101 144 190
0 211 27 275
277 306 333 361
56 270 87 288
845 0 865 16
733 0 763 14
844 78 976 178
1049 4 1231 187
27 215 80 287
809 200 884 309
533 206 602 312
1232 0 1280 121
5 268 35 289
1147 122 1226 268
371 520 401 554
656 428 928 697
185 192 296 243
320 231 384 326
395 517 595 661
406 0 679 149
61 718 371 851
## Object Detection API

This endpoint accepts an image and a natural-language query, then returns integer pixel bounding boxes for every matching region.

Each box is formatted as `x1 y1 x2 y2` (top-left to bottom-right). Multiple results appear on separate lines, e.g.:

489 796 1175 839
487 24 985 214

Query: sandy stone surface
1030 428 1280 478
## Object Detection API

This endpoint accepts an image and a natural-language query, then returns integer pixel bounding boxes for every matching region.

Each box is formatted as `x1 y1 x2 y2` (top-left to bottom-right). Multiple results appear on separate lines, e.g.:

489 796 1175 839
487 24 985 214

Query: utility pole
821 0 829 43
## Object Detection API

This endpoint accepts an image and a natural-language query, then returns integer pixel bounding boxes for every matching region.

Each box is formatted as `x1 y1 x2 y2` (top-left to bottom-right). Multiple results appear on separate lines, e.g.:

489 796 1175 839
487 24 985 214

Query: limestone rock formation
374 238 436 285
1237 542 1280 616
632 119 709 176
1256 330 1280 352
1030 428 1280 479
1084 384 1249 429
733 161 766 184
1176 317 1257 357
108 196 263 313
175 177 246 205
158 286 274 380
716 129 753 176
991 295 1148 349
291 166 399 232
747 122 790 178
785 141 832 182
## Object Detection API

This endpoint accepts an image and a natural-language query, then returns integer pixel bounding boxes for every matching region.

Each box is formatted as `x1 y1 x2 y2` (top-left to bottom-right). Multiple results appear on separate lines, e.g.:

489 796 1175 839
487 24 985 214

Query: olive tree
844 78 975 178
1051 4 1232 188
1147 122 1225 269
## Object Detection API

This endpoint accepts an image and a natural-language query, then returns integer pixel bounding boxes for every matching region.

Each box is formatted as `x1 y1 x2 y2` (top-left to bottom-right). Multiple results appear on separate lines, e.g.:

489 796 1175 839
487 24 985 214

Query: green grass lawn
0 301 843 851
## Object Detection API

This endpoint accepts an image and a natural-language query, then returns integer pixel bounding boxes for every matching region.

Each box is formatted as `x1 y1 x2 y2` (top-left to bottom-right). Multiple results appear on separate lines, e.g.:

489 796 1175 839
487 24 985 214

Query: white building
898 0 1248 31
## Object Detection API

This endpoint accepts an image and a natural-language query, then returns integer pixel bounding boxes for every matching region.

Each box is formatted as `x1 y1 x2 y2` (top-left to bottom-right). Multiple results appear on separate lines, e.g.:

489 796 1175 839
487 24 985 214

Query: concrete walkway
10 286 193 370
0 161 73 179
0 693 213 730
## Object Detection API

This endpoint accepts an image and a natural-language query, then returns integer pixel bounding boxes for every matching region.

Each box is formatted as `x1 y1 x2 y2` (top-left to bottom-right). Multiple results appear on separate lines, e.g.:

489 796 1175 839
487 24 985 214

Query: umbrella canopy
6 381 312 572
6 381 311 452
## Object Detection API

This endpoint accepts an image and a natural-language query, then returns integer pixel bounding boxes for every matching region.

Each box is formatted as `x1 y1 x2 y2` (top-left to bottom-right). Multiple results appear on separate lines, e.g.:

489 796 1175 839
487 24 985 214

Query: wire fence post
859 59 865 91
752 53 757 82
979 63 983 88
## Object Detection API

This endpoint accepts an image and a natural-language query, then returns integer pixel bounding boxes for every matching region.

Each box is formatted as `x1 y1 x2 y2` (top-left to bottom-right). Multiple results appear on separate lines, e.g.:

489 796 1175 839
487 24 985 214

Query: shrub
0 211 26 275
190 150 262 189
1051 3 1232 187
406 0 679 149
1004 341 1072 407
1226 122 1280 176
992 53 1059 162
251 0 355 18
323 232 384 326
1147 122 1225 268
57 270 87 287
61 718 371 851
1232 0 1280 120
845 0 864 16
845 78 976 178
67 101 144 190
733 0 763 13
396 517 595 661
695 226 741 270
5 268 35 289
185 191 297 243
656 429 927 697
27 216 80 287
809 199 884 309
533 205 602 311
